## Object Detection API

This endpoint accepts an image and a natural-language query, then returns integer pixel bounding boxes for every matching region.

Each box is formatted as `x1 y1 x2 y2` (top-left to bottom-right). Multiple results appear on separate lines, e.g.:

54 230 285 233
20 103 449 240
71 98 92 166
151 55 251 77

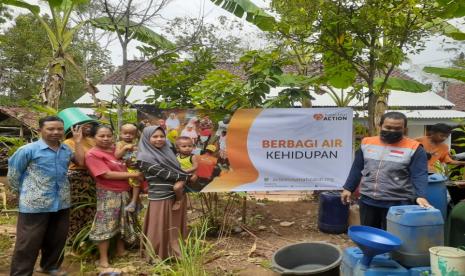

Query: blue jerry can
387 205 444 268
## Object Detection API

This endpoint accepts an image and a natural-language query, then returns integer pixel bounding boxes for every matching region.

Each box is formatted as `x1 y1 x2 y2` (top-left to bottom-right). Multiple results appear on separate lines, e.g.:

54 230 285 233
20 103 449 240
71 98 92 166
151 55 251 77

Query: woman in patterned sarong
63 122 97 239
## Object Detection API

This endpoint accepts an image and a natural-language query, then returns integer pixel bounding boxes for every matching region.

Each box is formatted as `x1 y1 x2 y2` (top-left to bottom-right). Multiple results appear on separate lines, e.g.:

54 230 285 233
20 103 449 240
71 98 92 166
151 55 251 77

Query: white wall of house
407 124 425 139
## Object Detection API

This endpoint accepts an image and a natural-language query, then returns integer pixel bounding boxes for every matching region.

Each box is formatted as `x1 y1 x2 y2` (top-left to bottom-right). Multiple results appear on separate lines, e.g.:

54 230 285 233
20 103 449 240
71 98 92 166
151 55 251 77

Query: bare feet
172 200 181 211
116 250 127 257
95 260 110 269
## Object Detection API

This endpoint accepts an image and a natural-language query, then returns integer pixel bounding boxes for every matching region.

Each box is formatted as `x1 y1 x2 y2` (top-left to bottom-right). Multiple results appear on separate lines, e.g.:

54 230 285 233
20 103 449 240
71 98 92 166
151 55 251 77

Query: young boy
115 123 141 212
174 136 198 197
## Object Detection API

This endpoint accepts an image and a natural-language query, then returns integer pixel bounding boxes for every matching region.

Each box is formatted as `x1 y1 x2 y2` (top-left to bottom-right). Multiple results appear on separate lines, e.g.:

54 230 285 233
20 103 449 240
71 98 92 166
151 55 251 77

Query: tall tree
93 0 174 130
0 14 51 102
0 13 112 107
211 0 438 134
313 0 438 134
162 16 249 61
4 0 100 109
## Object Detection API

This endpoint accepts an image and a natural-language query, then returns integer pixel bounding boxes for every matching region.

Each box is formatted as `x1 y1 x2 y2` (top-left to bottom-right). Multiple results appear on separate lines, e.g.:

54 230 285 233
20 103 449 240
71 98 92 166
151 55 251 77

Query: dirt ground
0 176 354 275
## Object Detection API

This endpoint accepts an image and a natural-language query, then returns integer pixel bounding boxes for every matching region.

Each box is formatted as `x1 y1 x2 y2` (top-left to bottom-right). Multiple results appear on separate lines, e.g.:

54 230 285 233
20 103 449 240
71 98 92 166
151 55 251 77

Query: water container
429 246 465 276
318 191 349 234
409 267 431 276
341 247 390 276
446 201 465 247
426 173 448 219
353 258 409 276
387 205 444 267
271 242 342 275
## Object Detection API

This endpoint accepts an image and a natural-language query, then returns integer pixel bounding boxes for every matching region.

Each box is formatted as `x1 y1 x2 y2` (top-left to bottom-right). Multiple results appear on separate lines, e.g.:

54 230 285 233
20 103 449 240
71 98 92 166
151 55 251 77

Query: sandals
36 268 68 276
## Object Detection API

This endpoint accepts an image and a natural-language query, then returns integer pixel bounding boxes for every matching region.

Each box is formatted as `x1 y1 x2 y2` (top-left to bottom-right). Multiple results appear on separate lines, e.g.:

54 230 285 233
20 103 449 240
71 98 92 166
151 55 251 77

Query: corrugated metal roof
74 85 152 104
267 87 454 108
355 109 465 119
77 85 454 109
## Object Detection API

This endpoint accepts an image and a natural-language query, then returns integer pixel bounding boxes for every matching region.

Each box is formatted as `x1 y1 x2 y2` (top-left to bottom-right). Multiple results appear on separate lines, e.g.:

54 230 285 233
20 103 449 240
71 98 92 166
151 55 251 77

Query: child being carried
115 123 142 212
175 136 199 199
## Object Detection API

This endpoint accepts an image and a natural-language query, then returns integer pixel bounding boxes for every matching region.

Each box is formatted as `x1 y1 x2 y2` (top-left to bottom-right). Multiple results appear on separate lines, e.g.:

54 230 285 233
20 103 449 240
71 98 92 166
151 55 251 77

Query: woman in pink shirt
85 125 143 269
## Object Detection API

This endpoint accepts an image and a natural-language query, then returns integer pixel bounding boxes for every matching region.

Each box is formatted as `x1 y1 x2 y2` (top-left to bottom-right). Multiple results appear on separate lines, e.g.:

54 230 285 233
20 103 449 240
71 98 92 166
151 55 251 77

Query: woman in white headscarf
181 124 198 144
165 113 180 131
137 125 190 260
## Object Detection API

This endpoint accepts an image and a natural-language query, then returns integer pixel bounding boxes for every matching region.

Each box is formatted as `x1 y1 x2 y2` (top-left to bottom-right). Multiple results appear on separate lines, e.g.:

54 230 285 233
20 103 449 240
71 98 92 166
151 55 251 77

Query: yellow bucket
429 246 465 276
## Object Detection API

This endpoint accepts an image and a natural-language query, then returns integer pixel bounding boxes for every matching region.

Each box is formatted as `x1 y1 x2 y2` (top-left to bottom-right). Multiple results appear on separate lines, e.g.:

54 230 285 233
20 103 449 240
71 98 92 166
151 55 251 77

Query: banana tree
421 1 465 84
4 0 99 109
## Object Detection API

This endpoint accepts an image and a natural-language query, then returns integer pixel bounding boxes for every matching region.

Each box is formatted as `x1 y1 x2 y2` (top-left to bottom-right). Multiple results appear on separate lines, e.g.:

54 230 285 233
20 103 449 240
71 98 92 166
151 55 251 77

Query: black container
271 242 342 275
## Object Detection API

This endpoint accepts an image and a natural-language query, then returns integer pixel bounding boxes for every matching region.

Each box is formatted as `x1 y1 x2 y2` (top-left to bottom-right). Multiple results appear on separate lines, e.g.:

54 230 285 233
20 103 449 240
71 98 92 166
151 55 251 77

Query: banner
137 107 353 192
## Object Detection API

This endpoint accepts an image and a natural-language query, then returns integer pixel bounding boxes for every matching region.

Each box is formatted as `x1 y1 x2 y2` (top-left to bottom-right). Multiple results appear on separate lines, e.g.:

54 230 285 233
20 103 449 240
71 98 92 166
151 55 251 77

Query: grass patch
0 214 17 226
0 233 13 252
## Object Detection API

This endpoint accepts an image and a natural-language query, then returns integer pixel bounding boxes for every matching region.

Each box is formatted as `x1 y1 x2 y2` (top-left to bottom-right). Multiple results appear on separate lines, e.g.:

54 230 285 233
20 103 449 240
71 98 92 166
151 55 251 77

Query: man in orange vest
341 112 431 229
415 123 465 172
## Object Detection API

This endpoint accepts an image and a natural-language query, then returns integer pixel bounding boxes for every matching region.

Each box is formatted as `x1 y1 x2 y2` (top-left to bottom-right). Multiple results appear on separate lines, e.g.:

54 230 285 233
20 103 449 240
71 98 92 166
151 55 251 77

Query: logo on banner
313 114 324 120
313 112 348 121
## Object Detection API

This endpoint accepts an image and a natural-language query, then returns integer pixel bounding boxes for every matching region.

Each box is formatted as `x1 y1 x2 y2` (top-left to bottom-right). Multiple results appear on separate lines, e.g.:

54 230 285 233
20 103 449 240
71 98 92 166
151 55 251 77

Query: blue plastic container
426 173 448 219
409 267 431 276
318 191 349 234
353 258 409 276
387 205 444 268
341 247 390 276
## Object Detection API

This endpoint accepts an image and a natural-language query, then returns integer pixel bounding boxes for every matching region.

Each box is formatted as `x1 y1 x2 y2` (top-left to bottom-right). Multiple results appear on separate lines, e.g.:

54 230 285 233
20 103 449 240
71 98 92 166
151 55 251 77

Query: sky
6 0 465 86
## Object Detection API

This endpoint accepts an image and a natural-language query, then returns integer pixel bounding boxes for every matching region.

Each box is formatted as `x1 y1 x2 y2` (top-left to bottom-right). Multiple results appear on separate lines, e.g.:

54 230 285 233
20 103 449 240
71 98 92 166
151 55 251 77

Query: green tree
163 16 248 61
422 1 465 83
91 0 175 130
4 0 100 109
0 4 12 25
144 48 215 108
0 13 112 107
211 0 439 134
0 14 50 102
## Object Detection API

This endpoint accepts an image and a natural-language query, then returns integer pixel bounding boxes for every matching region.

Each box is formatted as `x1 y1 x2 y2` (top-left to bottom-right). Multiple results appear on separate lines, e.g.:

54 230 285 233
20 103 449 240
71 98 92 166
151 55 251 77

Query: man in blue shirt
8 116 84 276
341 112 431 230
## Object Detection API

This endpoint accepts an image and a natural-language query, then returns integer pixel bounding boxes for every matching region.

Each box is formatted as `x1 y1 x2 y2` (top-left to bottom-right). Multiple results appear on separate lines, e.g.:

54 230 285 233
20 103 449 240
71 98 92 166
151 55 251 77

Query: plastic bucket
57 107 95 133
429 246 465 276
271 242 342 275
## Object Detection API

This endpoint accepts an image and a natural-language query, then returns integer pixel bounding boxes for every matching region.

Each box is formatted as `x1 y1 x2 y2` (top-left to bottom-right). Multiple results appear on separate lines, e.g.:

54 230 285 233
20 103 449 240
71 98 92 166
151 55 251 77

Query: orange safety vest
360 136 420 201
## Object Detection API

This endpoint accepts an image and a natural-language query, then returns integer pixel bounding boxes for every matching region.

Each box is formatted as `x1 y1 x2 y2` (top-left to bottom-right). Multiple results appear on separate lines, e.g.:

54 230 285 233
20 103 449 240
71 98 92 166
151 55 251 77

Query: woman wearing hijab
181 124 198 144
137 125 190 260
165 113 180 131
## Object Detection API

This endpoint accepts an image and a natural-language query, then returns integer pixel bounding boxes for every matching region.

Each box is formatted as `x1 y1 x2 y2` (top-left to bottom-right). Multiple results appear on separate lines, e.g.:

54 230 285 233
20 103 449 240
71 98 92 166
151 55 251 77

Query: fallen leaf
280 221 295 227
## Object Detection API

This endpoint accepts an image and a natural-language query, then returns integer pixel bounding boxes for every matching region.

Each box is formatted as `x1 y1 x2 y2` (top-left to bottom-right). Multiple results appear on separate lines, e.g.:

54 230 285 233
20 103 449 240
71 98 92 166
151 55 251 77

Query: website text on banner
202 108 353 192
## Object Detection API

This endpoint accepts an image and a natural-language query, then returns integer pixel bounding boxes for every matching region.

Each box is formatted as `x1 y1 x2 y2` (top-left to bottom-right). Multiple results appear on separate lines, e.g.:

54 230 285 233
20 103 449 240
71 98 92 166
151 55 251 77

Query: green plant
68 221 96 258
174 220 212 276
198 192 243 238
0 136 27 156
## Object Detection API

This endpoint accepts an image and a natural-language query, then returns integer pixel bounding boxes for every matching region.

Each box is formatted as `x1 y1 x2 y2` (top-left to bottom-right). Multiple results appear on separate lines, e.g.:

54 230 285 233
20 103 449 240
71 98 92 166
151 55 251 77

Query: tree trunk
367 93 378 135
42 57 66 110
367 92 388 136
118 43 128 132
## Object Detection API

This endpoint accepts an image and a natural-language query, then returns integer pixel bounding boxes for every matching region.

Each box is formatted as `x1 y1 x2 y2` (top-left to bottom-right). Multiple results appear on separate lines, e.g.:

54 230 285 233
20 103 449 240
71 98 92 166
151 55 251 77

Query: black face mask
380 130 403 144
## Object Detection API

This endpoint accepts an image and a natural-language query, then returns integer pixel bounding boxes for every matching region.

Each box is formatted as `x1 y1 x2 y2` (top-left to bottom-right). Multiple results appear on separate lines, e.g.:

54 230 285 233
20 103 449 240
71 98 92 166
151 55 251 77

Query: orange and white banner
202 108 353 192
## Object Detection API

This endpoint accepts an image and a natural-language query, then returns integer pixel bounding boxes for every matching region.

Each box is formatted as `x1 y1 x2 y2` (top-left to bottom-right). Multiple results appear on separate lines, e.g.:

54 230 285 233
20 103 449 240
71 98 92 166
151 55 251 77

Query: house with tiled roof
438 83 465 111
